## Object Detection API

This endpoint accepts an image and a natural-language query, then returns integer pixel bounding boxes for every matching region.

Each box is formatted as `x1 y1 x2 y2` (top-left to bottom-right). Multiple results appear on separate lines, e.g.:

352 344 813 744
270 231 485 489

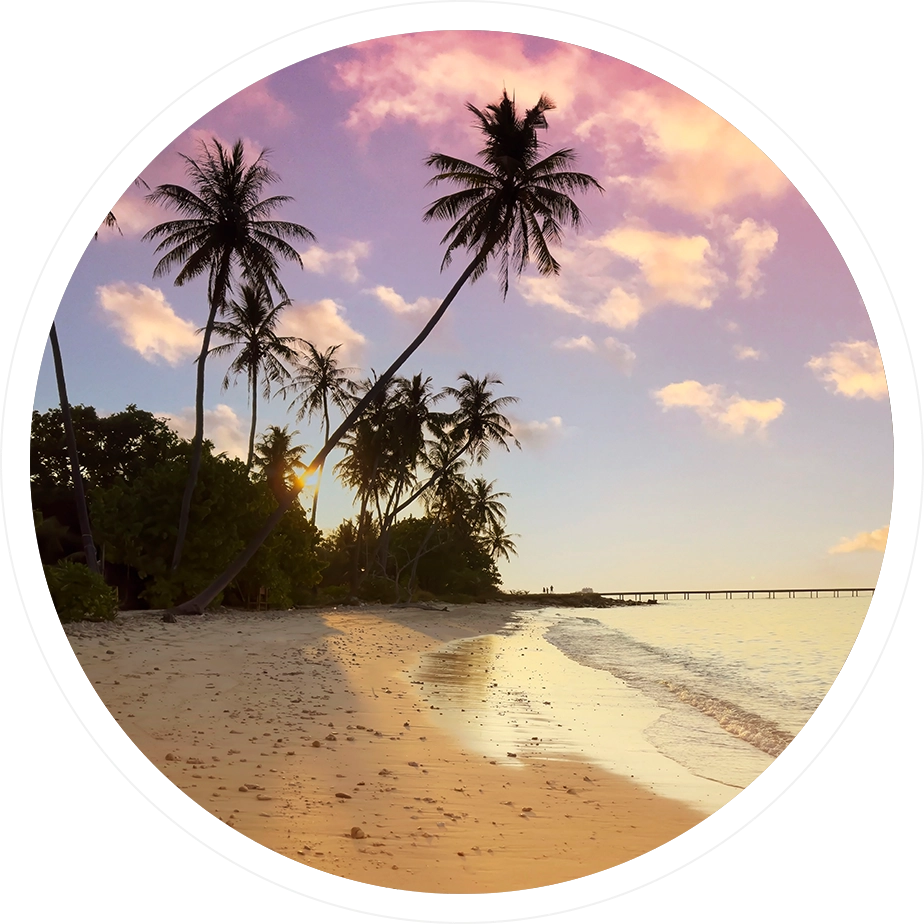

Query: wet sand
64 604 708 893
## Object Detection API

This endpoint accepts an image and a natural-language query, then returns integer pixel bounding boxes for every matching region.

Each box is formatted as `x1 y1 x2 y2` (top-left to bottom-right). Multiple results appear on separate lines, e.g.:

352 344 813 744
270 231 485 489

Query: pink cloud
276 299 366 365
807 340 888 400
653 380 785 435
97 282 199 364
335 32 590 146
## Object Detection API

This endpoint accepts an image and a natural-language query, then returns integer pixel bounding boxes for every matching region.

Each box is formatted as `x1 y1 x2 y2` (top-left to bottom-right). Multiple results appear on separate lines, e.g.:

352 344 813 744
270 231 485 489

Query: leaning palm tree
208 283 302 471
143 138 314 570
171 90 600 615
285 343 359 526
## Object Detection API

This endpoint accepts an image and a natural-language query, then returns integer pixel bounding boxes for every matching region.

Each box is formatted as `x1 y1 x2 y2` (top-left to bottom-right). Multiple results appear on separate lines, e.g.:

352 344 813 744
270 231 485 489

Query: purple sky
34 31 892 592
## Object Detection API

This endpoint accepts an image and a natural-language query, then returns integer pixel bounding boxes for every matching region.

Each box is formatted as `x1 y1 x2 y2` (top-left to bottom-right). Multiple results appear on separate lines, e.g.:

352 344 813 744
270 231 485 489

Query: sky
33 30 892 593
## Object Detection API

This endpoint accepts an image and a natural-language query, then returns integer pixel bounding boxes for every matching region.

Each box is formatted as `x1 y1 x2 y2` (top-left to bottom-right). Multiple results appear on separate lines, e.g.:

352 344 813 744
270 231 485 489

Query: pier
601 587 875 601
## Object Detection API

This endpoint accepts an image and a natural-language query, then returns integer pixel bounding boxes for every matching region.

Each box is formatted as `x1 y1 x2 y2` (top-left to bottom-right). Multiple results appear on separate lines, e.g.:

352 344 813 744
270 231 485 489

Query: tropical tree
208 283 302 471
95 177 150 239
143 138 315 570
172 90 600 614
45 325 99 573
466 477 509 536
483 521 519 563
285 343 358 525
334 377 402 591
252 426 308 502
382 373 519 531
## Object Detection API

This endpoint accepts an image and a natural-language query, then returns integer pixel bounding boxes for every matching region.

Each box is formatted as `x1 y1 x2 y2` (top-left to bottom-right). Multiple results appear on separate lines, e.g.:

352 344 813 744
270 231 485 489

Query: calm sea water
412 596 870 813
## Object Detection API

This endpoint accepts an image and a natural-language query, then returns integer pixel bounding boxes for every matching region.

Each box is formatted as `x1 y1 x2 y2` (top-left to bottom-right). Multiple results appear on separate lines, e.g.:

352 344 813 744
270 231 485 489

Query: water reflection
410 616 746 813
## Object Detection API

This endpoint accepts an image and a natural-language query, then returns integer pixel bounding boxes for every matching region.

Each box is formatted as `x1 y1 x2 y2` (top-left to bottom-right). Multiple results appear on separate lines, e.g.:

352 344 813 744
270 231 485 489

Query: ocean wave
659 681 794 757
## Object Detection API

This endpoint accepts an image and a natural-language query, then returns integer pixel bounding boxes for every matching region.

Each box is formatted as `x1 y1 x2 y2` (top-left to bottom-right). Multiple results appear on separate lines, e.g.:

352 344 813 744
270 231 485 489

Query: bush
358 574 399 603
44 561 118 623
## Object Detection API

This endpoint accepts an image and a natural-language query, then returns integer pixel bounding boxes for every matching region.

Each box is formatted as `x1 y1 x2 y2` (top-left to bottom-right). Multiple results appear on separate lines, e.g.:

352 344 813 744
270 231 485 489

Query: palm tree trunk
350 492 369 596
309 397 330 527
171 254 231 572
246 372 258 472
48 323 99 575
171 243 492 615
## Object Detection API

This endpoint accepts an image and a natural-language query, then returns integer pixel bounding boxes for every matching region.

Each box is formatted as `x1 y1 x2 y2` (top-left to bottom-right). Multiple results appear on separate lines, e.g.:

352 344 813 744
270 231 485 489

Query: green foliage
91 445 322 609
31 404 183 563
44 561 118 623
358 574 398 603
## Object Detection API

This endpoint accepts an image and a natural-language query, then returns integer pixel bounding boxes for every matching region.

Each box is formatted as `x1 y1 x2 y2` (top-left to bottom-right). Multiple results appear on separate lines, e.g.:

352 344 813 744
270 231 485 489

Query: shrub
358 575 398 603
44 561 118 623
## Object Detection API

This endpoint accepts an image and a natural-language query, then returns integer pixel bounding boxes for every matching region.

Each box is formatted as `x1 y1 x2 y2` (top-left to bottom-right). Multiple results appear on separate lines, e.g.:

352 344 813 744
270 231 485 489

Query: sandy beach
63 604 708 893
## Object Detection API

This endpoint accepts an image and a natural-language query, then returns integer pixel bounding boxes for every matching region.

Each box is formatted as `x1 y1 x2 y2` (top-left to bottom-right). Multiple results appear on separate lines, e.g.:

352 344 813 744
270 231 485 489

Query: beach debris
256 794 272 801
165 753 177 761
238 785 248 792
407 761 419 767
335 792 352 799
325 733 337 741
507 752 517 758
350 827 366 839
522 807 533 813
311 740 321 748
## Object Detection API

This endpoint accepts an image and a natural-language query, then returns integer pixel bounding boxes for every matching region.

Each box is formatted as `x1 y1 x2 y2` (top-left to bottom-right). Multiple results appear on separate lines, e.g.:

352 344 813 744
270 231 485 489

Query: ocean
411 596 870 814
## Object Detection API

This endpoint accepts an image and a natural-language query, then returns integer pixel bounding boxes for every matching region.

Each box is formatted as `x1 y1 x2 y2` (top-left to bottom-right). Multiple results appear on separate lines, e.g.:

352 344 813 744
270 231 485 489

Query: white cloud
607 88 792 216
97 282 200 365
300 240 370 283
518 223 723 332
510 415 564 448
602 337 637 373
598 225 726 310
807 340 888 400
734 344 762 361
728 218 779 297
829 525 889 555
595 286 647 329
653 380 785 435
553 334 635 373
276 299 366 365
365 285 441 315
554 335 596 352
157 404 249 460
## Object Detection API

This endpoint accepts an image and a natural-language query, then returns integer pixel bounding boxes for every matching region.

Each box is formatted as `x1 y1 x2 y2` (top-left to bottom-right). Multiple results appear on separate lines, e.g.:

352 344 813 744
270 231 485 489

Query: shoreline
64 604 709 893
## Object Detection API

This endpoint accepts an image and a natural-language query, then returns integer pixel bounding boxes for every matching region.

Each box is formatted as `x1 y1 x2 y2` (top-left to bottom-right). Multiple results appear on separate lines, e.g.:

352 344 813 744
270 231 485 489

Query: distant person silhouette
550 585 554 593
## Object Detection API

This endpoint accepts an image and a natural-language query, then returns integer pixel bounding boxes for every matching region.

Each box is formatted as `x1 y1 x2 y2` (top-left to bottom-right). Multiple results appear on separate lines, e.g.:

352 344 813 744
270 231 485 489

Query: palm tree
466 477 509 536
443 373 521 463
47 324 99 573
95 177 150 240
252 425 308 502
143 138 314 570
484 521 519 563
171 90 600 614
207 284 302 471
285 344 358 525
385 373 519 526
